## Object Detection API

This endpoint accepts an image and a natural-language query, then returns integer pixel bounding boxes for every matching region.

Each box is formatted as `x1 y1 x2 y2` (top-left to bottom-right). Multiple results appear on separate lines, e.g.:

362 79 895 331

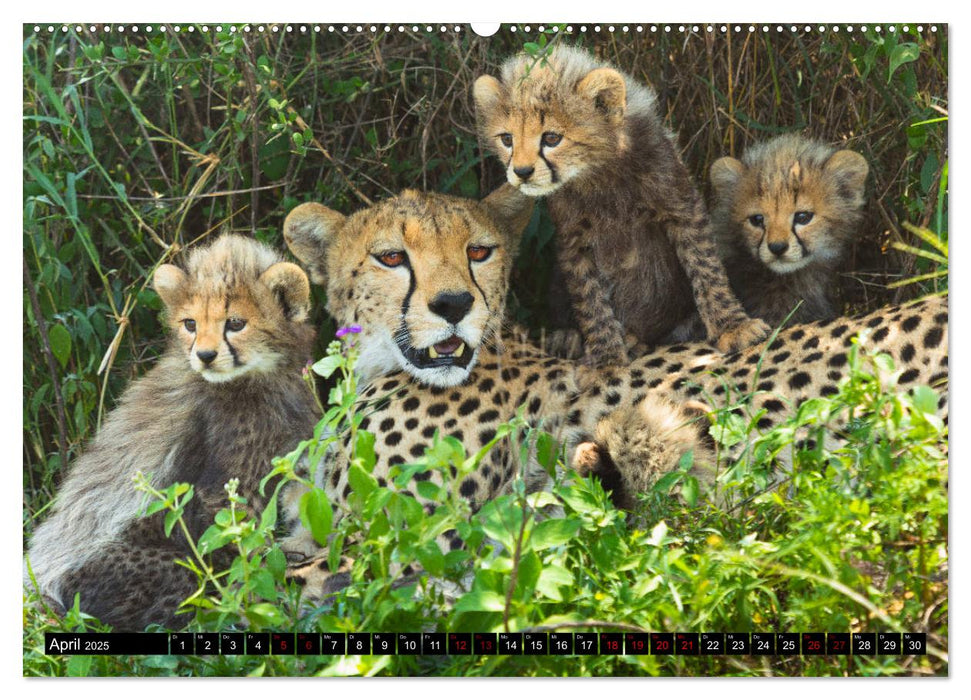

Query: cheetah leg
544 328 585 361
553 224 630 367
665 194 770 353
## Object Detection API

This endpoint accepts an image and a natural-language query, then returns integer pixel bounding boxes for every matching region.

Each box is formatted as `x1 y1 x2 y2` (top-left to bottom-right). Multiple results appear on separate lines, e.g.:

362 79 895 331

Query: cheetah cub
474 45 769 364
572 396 717 510
25 235 318 630
710 134 869 327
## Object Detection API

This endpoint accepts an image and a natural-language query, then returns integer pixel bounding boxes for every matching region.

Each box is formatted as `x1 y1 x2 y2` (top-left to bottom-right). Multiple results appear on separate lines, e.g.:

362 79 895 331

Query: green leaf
66 655 94 677
554 482 602 515
328 532 345 574
653 470 683 494
455 588 506 613
911 385 939 415
48 324 71 368
514 550 542 597
197 523 234 554
392 492 426 528
312 354 343 378
478 500 523 551
140 655 180 670
873 352 897 375
417 540 445 576
678 449 696 472
708 411 748 448
415 480 442 502
648 520 669 546
259 135 291 181
265 546 287 580
888 43 919 82
681 475 699 507
590 533 625 570
355 430 376 471
249 569 278 600
142 498 168 517
299 488 333 546
535 432 559 476
536 563 573 601
245 602 286 628
363 488 392 519
529 518 580 550
163 509 180 537
259 493 278 532
369 510 390 539
347 463 378 500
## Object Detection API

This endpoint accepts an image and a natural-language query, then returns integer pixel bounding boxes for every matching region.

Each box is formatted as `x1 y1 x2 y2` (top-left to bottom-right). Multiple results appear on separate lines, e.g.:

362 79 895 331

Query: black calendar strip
44 631 927 656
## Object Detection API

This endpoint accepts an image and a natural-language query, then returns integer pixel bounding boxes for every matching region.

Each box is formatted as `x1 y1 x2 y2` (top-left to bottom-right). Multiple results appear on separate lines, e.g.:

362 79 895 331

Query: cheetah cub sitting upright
710 134 869 327
474 45 769 365
25 235 319 630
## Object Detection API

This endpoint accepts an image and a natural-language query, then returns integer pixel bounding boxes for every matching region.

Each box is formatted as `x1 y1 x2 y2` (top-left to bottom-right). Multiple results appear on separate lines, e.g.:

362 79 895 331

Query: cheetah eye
541 131 563 148
467 245 493 262
793 211 814 226
748 214 765 227
499 133 513 148
375 251 407 268
542 131 563 148
225 318 247 332
183 319 197 333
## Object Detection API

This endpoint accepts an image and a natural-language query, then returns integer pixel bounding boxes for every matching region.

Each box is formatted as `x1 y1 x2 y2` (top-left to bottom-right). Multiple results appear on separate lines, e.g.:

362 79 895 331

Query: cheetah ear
577 68 627 123
283 202 346 288
481 183 535 245
824 150 869 204
473 75 504 117
260 262 311 322
710 157 746 198
153 264 188 310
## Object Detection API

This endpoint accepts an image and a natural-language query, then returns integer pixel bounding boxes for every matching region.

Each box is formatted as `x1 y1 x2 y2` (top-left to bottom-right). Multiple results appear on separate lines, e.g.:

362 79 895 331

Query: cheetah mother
280 186 948 575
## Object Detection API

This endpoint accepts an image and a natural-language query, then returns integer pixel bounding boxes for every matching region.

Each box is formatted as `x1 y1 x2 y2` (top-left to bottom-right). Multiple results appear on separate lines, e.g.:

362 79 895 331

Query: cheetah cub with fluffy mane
25 235 318 630
474 45 769 364
710 134 869 328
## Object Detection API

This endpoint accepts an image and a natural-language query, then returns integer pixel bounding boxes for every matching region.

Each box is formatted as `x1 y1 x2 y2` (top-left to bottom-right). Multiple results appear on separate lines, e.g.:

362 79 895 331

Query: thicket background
23 23 947 676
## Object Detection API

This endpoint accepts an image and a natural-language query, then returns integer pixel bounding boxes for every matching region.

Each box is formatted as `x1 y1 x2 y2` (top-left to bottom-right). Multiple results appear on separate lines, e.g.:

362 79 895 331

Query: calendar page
22 21 947 678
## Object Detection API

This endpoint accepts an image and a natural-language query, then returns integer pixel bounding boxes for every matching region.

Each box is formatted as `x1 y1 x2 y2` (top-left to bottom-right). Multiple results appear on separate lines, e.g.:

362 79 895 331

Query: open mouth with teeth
397 334 475 370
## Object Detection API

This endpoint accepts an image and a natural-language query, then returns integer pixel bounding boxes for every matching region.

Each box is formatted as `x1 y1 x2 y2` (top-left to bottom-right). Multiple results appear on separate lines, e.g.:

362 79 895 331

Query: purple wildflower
335 324 363 339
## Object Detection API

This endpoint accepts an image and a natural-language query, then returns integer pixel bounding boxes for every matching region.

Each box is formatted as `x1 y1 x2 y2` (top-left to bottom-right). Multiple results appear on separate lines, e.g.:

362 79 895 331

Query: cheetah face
474 47 631 197
285 187 533 388
154 235 313 384
173 293 268 382
711 140 869 276
744 208 825 274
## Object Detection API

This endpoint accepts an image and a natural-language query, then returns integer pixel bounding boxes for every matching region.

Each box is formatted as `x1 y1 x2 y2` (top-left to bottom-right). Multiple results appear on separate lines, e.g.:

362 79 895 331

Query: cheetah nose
768 241 789 256
513 165 535 181
428 291 474 325
196 349 218 365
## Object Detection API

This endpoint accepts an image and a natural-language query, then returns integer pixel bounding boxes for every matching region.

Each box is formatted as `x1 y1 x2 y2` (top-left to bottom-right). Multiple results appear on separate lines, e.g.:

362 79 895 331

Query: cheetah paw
572 441 606 477
714 318 771 354
544 328 585 360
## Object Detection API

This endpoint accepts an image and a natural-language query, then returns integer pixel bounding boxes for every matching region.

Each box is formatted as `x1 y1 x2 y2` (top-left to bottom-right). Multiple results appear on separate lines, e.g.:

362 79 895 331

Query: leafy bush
24 324 947 677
